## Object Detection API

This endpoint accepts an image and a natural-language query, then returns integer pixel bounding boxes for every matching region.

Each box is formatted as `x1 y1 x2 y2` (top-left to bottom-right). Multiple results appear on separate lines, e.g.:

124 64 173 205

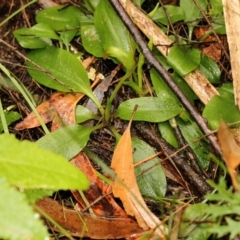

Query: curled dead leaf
218 121 240 191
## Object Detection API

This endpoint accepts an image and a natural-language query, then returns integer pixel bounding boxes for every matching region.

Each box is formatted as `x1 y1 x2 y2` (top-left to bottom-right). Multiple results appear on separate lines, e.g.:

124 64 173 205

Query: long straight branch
109 0 222 157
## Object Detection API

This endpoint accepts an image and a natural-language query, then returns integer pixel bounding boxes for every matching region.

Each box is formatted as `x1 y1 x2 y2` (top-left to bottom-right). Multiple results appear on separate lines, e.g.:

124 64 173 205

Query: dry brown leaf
218 121 240 191
14 92 83 131
71 152 128 217
36 198 144 239
111 121 168 239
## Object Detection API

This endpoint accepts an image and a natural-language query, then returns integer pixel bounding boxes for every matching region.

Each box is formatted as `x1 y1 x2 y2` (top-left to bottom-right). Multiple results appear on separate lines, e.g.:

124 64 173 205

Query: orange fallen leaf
111 118 168 239
14 92 83 131
36 198 144 239
218 121 240 191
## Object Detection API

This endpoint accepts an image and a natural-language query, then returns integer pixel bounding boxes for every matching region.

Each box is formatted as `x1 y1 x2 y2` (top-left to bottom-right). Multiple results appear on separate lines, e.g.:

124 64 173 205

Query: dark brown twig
109 0 222 157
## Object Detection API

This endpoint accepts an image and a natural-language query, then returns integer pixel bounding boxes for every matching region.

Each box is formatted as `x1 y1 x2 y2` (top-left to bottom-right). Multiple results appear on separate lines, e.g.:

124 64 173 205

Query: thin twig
109 0 222 157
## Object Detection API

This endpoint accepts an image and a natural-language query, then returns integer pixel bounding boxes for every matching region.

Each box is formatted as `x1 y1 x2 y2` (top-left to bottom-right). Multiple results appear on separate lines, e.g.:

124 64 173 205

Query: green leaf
203 83 240 130
36 5 81 44
180 0 208 23
0 134 89 190
167 45 201 76
176 116 211 169
152 5 185 25
179 203 212 240
37 124 93 160
26 47 93 98
209 0 223 15
94 0 135 70
81 24 104 57
13 27 52 49
0 179 48 240
0 111 20 133
151 66 196 104
199 54 221 84
115 97 182 122
95 0 134 53
180 0 208 39
211 14 226 34
133 138 167 198
23 189 54 204
158 121 179 148
76 105 99 123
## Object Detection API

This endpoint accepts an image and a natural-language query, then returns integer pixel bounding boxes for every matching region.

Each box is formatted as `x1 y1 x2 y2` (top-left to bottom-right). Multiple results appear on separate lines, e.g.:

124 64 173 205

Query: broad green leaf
36 6 82 44
176 117 210 169
27 47 93 97
0 134 89 190
199 54 221 84
0 111 20 133
0 179 48 240
158 121 179 148
94 0 135 70
115 97 182 122
167 45 201 76
76 105 99 123
152 5 185 25
95 0 135 53
203 84 240 130
179 203 212 240
133 138 167 198
37 124 93 160
81 24 104 57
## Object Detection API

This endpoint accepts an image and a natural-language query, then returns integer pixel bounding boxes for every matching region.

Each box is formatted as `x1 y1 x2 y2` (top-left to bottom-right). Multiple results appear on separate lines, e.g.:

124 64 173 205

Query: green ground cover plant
0 0 240 239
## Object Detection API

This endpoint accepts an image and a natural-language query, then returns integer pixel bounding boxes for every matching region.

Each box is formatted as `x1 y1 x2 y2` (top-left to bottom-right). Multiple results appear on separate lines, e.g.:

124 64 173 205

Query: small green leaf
0 134 89 190
167 45 201 76
115 97 182 122
0 179 49 240
81 24 104 57
180 0 208 38
13 27 52 49
152 5 185 25
199 54 221 84
76 105 99 123
158 121 179 148
37 124 93 160
176 116 211 169
0 111 20 133
133 138 167 198
203 83 240 130
26 47 93 98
